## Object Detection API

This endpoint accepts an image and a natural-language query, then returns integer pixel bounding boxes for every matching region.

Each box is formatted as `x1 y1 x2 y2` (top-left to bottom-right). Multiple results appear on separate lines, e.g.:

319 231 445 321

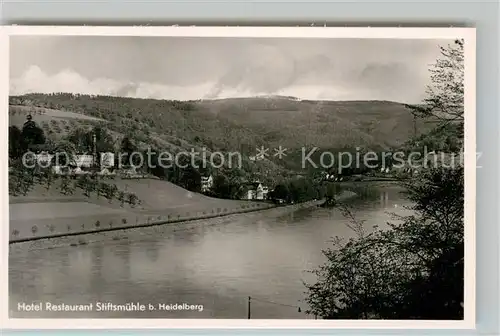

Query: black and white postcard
0 26 476 329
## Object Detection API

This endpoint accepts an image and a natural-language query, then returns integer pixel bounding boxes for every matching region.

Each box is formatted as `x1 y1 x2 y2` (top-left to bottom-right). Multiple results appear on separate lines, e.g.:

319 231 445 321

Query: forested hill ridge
9 93 431 178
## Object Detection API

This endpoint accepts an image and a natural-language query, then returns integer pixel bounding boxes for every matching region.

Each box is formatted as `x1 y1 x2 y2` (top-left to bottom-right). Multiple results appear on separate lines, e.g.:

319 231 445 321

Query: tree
9 126 23 159
270 184 289 200
406 39 464 124
9 159 34 196
66 127 93 153
305 40 465 320
179 165 202 192
323 182 338 207
120 136 136 167
211 170 244 200
91 126 114 154
21 118 46 150
52 140 77 166
145 147 168 179
402 39 464 155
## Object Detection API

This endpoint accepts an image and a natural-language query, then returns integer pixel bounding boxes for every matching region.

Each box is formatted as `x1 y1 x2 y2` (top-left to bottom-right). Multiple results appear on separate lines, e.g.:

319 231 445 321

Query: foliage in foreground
304 167 464 319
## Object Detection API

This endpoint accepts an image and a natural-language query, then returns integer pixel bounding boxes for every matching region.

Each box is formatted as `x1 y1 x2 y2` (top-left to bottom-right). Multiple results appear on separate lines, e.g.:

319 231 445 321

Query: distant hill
9 93 430 176
199 97 428 150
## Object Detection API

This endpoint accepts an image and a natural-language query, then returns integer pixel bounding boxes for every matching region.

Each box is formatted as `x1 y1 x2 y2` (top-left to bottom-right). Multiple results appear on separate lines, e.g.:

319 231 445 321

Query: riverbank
9 178 270 242
9 199 323 251
9 201 274 244
9 189 360 250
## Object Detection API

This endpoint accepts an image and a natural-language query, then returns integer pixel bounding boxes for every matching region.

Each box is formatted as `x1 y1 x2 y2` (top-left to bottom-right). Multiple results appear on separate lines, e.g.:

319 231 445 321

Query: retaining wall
9 201 282 243
9 191 357 245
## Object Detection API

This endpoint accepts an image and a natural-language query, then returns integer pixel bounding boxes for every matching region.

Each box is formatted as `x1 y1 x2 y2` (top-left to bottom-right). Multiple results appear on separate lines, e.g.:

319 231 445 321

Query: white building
261 185 269 198
100 152 115 168
74 154 94 168
242 182 268 200
52 165 70 175
201 175 214 192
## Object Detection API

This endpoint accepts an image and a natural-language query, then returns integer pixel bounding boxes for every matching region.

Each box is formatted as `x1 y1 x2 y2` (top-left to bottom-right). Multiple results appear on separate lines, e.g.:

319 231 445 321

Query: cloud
202 44 298 99
9 64 425 103
10 65 212 101
11 66 119 97
10 65 280 101
9 36 448 103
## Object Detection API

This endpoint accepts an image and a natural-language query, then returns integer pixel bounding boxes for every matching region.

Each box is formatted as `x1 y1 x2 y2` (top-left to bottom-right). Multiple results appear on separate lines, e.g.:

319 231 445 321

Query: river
9 184 413 319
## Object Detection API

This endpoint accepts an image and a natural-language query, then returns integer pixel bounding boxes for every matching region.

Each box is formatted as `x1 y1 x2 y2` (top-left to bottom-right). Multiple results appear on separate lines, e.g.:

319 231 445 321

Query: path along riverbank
9 191 358 251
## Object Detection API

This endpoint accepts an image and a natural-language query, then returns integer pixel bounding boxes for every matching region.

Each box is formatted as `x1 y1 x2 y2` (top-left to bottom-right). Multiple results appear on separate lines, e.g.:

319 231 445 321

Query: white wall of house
246 190 255 200
100 152 115 168
52 165 69 175
242 183 269 200
74 154 94 168
201 175 214 192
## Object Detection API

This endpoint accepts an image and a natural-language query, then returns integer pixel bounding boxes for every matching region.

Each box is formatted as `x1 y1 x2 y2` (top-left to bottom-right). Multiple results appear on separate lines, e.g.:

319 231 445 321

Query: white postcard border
0 25 476 330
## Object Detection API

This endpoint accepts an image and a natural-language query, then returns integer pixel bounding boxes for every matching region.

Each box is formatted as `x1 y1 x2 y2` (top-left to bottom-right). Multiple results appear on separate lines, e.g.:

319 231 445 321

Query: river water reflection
9 185 413 319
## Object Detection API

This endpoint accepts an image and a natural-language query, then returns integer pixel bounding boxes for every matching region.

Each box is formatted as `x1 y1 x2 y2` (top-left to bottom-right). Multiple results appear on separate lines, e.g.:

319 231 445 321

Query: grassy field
9 177 274 242
9 105 107 125
10 177 268 217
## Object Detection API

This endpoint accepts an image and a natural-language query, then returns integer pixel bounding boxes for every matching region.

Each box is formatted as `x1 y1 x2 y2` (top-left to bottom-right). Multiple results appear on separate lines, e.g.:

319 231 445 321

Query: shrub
60 177 73 195
127 192 139 207
105 183 118 202
118 191 126 206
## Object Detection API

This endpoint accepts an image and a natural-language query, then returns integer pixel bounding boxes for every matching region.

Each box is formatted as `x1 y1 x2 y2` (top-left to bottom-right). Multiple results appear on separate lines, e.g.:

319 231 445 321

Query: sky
9 36 452 103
